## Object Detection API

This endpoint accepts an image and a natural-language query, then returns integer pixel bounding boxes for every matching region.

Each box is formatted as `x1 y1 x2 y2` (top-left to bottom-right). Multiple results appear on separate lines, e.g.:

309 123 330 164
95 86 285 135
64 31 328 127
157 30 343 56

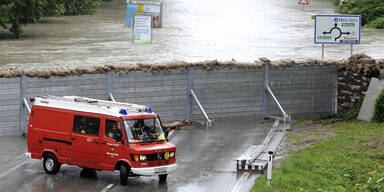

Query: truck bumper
131 164 177 176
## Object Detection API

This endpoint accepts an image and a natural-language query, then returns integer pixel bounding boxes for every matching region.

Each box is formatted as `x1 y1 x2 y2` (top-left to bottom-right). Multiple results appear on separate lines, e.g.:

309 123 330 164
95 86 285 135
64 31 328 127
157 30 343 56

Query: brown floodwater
0 0 383 70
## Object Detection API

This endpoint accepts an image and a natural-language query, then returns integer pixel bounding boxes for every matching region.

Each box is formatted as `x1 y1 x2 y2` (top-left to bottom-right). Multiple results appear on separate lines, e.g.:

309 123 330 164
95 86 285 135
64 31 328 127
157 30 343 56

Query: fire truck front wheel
159 174 167 183
120 164 129 185
43 153 61 174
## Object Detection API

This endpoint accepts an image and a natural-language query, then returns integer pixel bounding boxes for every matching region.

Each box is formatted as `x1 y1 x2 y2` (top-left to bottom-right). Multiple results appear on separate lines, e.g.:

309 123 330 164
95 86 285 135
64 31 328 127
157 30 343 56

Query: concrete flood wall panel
0 65 338 136
112 71 188 122
20 74 108 132
268 65 338 117
192 68 264 121
0 77 20 136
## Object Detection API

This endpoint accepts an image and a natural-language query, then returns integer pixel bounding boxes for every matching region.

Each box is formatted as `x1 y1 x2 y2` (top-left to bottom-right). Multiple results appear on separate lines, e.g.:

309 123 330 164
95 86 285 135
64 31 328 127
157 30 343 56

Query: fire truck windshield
124 117 166 143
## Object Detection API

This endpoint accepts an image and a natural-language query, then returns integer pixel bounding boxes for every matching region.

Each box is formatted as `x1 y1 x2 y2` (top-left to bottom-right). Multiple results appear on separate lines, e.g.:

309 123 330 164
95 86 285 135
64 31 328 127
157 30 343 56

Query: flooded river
0 0 383 70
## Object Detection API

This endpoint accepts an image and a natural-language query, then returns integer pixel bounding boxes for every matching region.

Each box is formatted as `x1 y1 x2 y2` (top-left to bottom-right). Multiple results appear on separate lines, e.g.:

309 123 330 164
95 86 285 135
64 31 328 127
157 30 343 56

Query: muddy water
0 0 383 70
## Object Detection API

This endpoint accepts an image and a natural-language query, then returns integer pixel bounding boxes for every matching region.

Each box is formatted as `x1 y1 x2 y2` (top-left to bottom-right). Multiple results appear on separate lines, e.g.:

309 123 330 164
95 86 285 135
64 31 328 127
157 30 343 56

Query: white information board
315 15 361 44
126 0 162 28
133 15 152 44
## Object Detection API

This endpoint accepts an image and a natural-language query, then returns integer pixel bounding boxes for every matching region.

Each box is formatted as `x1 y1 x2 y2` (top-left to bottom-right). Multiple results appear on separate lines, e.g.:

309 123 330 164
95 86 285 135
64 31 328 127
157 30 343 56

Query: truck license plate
154 167 167 173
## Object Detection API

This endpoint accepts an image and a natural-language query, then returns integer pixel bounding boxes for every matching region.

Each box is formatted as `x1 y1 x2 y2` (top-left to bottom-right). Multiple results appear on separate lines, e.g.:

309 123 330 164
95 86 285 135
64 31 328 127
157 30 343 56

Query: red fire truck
26 96 177 185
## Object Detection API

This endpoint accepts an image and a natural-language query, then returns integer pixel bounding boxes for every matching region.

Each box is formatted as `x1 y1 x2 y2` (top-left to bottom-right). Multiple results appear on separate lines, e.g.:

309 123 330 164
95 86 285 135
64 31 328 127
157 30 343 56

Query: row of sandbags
0 55 381 78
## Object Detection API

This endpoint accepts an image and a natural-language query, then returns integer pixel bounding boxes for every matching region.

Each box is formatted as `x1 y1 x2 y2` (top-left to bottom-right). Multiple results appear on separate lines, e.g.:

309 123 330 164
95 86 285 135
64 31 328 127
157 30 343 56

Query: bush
367 17 384 28
60 0 101 16
335 0 384 28
372 89 384 122
342 97 363 120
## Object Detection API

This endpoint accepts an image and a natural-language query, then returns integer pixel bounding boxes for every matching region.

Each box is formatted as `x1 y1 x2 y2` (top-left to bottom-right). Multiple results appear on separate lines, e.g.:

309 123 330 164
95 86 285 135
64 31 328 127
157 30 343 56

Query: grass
252 122 384 192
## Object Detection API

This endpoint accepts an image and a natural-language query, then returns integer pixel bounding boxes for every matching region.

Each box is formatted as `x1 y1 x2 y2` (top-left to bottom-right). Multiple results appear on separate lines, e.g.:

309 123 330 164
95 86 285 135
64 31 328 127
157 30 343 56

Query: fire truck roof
32 96 156 118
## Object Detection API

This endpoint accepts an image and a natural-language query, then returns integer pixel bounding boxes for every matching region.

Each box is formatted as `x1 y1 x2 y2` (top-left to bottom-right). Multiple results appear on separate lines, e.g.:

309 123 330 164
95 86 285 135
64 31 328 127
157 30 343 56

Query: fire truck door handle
94 141 99 144
71 138 76 141
101 142 106 145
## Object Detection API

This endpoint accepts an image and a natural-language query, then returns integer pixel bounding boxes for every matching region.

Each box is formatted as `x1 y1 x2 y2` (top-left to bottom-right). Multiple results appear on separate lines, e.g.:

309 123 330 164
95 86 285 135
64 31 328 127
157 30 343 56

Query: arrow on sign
322 23 350 41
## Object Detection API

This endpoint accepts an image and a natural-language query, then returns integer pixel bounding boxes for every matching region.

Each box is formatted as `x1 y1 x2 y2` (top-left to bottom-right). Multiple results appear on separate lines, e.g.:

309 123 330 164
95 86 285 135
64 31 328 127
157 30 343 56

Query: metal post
186 67 194 122
107 70 113 101
19 74 27 136
351 44 353 56
263 62 270 119
267 151 273 185
322 44 325 60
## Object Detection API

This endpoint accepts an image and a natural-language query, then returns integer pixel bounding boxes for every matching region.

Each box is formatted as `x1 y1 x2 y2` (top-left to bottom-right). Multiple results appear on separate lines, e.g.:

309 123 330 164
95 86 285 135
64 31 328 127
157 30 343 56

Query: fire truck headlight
170 151 175 158
139 154 147 161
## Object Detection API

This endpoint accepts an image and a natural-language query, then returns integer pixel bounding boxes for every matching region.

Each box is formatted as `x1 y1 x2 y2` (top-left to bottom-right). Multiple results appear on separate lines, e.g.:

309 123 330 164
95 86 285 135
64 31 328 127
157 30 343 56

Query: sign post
133 14 152 44
322 44 325 60
314 15 361 59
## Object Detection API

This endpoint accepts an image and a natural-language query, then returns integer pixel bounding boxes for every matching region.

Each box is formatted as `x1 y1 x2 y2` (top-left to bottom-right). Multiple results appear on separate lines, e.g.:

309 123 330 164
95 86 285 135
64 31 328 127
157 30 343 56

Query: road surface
0 119 272 192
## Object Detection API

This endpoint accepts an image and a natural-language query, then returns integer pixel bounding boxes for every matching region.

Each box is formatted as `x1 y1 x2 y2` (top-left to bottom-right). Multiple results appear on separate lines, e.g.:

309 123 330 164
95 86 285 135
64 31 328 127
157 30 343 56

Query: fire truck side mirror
165 130 169 138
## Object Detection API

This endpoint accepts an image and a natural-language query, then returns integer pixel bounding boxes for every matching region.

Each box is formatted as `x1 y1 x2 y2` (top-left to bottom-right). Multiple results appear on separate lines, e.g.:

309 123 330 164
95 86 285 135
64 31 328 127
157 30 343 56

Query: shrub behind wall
372 89 384 122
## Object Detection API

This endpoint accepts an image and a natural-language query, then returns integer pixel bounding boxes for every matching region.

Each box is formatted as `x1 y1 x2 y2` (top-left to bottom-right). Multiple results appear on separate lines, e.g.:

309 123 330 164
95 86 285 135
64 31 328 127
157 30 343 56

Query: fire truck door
69 115 101 168
99 119 125 170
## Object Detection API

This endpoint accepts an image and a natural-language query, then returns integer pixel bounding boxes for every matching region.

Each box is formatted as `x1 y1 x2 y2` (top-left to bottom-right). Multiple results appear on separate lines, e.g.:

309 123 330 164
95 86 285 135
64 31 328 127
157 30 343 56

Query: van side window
73 115 100 136
105 120 122 141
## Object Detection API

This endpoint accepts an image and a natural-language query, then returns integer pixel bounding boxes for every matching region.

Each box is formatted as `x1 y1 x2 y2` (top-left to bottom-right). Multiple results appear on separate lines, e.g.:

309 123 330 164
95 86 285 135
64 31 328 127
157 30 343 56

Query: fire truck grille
147 153 164 161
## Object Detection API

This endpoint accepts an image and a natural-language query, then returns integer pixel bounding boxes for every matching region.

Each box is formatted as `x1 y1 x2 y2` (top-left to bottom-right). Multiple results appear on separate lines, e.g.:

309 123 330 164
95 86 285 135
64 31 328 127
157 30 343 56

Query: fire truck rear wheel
43 154 61 174
120 164 128 185
158 174 167 183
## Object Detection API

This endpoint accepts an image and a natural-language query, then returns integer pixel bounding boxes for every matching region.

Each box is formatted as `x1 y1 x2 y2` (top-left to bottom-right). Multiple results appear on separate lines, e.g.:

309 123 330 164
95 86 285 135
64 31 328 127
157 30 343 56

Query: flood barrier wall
0 62 337 136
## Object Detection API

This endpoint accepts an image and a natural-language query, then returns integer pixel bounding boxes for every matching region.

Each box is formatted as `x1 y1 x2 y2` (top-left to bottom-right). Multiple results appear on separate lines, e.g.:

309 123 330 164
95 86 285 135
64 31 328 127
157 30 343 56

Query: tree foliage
43 0 101 16
0 0 101 38
333 0 384 28
0 0 45 38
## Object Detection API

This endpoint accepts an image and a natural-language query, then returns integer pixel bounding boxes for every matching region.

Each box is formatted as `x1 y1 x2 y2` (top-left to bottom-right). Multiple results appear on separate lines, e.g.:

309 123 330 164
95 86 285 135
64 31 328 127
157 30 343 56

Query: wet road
0 0 384 70
0 119 271 192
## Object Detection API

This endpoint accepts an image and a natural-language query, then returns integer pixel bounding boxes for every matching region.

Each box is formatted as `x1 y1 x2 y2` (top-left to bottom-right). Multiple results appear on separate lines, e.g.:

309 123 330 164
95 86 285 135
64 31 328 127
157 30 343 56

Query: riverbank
332 0 384 28
252 118 384 191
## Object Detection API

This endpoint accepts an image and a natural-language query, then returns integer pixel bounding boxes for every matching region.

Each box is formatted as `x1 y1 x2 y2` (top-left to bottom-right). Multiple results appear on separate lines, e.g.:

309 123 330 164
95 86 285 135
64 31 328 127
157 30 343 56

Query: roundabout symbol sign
315 15 361 44
322 23 350 41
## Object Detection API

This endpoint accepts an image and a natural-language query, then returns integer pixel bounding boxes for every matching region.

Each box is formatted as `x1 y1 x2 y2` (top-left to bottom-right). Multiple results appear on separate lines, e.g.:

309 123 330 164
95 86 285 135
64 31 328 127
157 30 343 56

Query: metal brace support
23 98 31 114
109 93 116 102
190 89 213 128
262 60 291 123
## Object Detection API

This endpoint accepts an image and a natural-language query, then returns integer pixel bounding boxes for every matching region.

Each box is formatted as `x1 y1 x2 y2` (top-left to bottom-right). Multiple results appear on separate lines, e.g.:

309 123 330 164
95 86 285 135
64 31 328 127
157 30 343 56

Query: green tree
333 0 384 28
0 0 101 38
0 0 45 38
